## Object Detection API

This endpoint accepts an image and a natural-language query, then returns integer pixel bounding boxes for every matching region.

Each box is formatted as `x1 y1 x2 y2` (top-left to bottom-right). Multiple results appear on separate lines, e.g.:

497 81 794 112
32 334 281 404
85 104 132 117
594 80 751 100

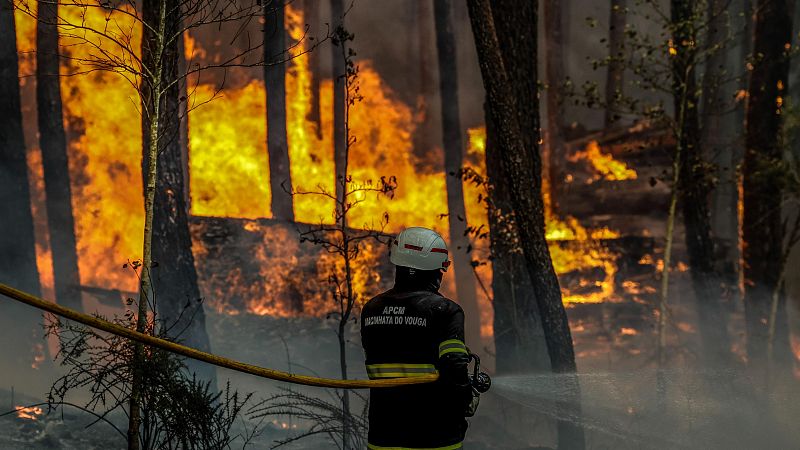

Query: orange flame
15 1 626 325
570 140 637 181
15 405 43 420
465 127 621 305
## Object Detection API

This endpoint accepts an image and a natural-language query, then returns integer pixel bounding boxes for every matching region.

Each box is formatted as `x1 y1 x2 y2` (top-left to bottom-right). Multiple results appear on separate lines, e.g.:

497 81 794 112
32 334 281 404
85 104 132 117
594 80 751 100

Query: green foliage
44 296 259 449
572 0 742 131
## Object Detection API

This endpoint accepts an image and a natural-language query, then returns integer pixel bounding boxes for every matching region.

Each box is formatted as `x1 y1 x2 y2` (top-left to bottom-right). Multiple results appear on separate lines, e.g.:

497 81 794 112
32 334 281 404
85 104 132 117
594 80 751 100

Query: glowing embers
191 218 387 317
15 405 43 421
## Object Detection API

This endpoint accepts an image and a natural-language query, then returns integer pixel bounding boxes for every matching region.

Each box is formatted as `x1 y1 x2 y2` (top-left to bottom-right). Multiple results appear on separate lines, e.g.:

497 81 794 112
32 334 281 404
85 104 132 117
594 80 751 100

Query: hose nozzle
467 353 492 394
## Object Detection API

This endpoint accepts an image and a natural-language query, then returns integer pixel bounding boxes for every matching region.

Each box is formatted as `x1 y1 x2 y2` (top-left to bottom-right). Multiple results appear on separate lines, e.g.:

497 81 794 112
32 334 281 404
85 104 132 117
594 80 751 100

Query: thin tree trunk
433 0 481 349
178 31 190 213
304 0 322 137
731 0 752 299
147 2 215 387
467 1 585 448
543 0 567 209
604 0 626 128
673 0 732 367
657 172 679 410
333 31 353 450
0 0 42 369
265 1 294 221
414 0 435 157
331 0 346 206
36 0 82 312
130 0 171 445
743 0 794 369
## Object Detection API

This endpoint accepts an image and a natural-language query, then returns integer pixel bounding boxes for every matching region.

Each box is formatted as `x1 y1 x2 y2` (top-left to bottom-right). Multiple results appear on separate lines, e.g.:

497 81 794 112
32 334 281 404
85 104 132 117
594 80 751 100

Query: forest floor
1 282 799 449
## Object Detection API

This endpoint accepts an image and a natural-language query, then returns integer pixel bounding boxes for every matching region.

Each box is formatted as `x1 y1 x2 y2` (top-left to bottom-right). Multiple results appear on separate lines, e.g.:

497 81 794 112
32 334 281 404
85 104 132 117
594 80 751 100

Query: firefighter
361 226 473 449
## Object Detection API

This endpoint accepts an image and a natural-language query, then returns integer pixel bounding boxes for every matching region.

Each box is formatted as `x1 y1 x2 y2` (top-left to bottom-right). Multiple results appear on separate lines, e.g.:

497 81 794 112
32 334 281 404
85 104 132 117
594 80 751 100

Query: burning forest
1 0 800 449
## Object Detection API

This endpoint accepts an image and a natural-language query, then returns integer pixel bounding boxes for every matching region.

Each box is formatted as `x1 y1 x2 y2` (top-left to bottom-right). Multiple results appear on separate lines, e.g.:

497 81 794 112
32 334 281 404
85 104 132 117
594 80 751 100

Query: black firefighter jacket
361 271 473 449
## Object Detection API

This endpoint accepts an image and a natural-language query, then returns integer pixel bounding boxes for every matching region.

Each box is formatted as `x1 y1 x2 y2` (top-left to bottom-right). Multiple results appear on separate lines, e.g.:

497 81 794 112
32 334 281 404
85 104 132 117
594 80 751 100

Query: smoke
480 368 800 449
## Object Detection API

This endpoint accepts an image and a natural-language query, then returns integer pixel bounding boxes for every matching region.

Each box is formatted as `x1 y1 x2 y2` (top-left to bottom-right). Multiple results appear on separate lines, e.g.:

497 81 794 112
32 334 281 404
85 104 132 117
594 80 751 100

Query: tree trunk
433 0 481 349
304 0 322 137
142 0 215 384
486 0 550 375
0 0 42 369
36 0 82 312
178 31 190 212
331 0 346 205
604 0 626 128
672 0 732 367
413 0 436 158
743 0 794 369
265 1 294 221
704 0 739 319
543 0 567 208
486 118 550 375
130 0 169 444
467 1 585 448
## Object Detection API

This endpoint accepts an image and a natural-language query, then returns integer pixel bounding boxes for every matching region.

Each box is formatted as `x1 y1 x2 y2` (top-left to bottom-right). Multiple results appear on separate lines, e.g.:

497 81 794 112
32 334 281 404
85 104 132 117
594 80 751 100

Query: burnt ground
2 276 799 450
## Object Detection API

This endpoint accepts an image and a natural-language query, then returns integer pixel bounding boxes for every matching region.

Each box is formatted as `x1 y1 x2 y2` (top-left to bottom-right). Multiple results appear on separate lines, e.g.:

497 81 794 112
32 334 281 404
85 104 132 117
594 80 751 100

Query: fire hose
0 283 437 389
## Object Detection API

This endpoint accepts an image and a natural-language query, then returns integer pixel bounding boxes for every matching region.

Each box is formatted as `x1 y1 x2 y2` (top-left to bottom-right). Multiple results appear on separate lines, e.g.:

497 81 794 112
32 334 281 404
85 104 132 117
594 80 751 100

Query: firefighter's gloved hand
438 349 473 417
465 387 480 417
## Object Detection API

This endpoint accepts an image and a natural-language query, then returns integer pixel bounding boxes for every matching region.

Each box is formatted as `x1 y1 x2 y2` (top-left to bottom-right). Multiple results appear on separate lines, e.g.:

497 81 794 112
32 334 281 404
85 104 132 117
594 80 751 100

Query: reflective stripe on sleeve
365 363 438 379
438 339 468 358
367 442 463 450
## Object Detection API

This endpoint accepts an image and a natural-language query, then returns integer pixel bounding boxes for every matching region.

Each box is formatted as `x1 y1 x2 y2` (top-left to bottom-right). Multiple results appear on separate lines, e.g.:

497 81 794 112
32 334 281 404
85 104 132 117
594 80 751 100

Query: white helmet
390 227 451 272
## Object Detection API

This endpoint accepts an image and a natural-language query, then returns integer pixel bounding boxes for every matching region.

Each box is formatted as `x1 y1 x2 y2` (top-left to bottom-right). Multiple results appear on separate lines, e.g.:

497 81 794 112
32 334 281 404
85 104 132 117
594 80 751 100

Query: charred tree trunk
413 0 436 158
0 0 42 368
703 0 739 313
486 123 550 375
304 0 322 137
743 0 794 368
735 0 753 163
141 0 215 385
36 0 82 311
543 0 567 208
604 0 626 128
178 32 190 212
265 1 294 221
672 0 732 367
487 0 550 375
433 0 481 349
467 1 585 448
331 0 347 205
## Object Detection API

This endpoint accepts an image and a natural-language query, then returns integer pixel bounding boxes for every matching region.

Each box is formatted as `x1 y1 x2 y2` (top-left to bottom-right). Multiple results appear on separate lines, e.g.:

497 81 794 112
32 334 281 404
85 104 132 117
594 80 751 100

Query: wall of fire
13 1 681 361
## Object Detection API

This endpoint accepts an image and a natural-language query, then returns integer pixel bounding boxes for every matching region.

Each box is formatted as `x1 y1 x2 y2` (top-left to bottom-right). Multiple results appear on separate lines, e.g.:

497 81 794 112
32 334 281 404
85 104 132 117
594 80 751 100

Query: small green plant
41 267 261 449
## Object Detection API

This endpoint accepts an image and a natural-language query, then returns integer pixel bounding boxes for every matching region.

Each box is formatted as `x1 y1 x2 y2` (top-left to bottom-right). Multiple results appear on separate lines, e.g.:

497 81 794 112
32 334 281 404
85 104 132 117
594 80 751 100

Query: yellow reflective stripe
439 347 469 357
365 363 437 379
438 339 467 358
367 363 436 369
368 372 434 379
367 442 462 450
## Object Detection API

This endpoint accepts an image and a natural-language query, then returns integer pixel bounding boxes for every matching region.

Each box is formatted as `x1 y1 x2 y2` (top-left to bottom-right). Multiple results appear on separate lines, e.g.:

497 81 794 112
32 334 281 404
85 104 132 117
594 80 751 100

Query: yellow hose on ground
0 283 438 389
